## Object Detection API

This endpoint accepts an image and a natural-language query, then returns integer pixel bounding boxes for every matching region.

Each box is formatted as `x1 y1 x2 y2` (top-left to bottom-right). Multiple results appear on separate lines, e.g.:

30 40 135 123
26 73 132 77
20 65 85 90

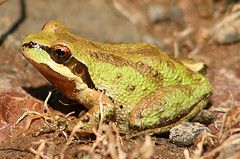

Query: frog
21 20 212 136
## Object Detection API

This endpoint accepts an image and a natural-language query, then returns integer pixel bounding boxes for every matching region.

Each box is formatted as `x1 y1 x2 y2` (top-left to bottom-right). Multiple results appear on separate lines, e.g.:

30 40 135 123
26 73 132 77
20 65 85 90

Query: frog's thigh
129 86 208 130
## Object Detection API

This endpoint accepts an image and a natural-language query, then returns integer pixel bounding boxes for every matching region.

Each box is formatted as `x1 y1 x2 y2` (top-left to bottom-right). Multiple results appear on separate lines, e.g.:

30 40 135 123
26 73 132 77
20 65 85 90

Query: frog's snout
21 43 29 58
20 42 27 53
21 42 30 53
20 39 36 57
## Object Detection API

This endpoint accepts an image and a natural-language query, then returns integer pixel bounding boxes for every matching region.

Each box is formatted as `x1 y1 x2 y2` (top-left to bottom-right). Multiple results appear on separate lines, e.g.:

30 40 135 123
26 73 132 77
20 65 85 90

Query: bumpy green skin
21 21 212 135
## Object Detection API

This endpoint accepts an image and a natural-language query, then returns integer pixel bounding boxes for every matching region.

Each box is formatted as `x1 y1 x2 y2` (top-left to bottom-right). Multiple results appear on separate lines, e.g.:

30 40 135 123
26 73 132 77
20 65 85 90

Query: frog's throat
25 58 78 100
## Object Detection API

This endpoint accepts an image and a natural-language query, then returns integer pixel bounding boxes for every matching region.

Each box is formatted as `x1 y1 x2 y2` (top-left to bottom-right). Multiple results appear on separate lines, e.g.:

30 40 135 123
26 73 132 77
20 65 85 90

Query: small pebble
147 4 183 23
169 122 210 146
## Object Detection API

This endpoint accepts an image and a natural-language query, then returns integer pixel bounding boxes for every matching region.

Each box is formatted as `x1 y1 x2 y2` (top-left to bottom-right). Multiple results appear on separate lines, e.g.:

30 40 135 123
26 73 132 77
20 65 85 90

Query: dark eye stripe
22 41 51 53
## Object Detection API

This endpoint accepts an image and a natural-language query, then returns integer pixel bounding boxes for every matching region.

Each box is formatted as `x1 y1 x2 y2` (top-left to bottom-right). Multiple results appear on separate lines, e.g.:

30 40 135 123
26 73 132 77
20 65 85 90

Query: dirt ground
0 0 240 158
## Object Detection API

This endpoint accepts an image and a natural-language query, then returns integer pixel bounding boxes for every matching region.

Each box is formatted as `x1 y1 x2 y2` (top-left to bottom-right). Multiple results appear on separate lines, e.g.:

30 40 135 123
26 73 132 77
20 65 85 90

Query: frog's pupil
55 49 66 57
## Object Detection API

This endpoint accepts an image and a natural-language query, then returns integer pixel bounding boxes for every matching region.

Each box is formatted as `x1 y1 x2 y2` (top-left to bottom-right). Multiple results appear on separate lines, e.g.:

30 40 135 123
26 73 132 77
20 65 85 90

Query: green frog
21 21 211 136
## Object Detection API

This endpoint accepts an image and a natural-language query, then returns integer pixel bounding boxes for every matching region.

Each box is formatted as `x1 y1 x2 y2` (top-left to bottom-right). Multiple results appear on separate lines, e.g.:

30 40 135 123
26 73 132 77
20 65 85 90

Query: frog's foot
14 109 77 137
15 109 99 139
16 101 114 138
32 114 77 137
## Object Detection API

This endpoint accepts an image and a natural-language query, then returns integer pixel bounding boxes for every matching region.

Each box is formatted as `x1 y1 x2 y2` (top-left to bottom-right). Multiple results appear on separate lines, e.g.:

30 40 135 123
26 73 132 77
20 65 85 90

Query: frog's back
85 40 202 87
96 42 169 63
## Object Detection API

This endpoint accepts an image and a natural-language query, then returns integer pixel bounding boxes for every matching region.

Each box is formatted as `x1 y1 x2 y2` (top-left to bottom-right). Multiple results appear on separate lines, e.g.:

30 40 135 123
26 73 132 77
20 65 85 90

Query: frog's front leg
129 83 210 135
71 89 115 134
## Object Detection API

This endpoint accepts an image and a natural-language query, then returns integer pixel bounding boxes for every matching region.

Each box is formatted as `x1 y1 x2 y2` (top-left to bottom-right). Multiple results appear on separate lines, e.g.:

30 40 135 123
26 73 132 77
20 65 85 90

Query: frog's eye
51 44 71 64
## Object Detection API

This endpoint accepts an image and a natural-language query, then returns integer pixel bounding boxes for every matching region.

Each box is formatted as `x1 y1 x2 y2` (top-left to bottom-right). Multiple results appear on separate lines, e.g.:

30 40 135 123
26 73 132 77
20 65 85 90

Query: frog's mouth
25 57 78 100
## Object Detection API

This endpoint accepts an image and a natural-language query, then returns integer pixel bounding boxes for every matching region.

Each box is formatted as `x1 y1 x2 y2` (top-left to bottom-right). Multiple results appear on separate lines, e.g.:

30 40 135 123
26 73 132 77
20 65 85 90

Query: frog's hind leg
129 82 211 136
128 96 209 137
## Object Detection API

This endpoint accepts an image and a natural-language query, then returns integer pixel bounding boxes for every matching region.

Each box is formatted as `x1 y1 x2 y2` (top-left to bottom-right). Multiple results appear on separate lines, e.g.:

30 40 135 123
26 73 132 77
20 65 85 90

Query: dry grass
76 123 154 159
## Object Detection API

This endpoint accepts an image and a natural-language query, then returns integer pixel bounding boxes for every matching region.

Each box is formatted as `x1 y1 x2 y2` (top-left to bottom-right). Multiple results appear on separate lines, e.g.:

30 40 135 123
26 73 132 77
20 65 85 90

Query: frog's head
21 20 94 100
